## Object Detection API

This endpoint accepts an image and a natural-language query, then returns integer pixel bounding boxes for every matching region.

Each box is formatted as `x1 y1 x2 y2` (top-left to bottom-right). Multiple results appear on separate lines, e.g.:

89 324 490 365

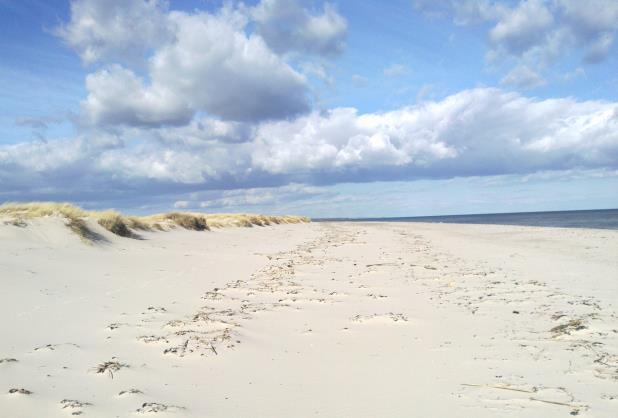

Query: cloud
56 0 172 65
198 183 323 209
82 65 193 126
500 65 545 89
173 200 189 209
0 133 125 202
251 89 618 179
4 88 617 207
489 0 554 55
559 0 618 63
251 0 347 57
383 64 409 77
415 0 618 85
585 32 615 63
77 6 311 125
149 10 310 122
451 0 506 25
561 67 585 82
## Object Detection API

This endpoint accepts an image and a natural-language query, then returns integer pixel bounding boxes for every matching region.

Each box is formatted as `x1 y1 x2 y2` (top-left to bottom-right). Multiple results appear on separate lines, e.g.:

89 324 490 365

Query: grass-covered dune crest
0 202 310 242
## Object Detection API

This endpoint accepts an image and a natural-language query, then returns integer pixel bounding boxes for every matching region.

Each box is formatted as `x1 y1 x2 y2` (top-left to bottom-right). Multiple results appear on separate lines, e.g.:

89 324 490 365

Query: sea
316 208 618 230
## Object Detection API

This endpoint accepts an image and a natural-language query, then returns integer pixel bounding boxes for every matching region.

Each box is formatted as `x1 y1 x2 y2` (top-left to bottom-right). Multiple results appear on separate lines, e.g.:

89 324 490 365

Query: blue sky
1 0 617 217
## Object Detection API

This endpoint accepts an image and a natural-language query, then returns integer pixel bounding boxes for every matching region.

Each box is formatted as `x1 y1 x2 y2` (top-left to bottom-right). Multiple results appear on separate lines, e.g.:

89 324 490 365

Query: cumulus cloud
3 88 617 206
0 133 125 202
251 89 618 179
56 0 171 65
489 0 554 55
151 10 310 122
252 0 347 57
559 0 618 62
500 65 545 89
415 0 618 85
63 2 312 125
82 65 192 126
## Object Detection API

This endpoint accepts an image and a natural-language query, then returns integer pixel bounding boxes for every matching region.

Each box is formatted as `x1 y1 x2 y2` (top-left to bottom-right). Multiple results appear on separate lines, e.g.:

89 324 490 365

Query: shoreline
1 220 617 417
314 207 618 231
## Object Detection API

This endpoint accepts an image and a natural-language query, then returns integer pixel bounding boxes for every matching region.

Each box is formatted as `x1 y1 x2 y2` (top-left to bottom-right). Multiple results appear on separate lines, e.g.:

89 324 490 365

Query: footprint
136 402 185 414
8 388 33 395
138 335 169 344
34 343 80 351
60 399 92 414
351 313 408 323
146 306 167 313
366 293 388 299
118 389 143 396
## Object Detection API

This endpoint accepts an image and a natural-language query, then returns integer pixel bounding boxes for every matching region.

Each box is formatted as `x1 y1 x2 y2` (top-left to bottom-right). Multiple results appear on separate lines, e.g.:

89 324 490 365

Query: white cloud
415 0 618 86
452 0 505 25
3 84 618 205
149 10 310 122
562 67 585 82
489 0 554 55
57 0 354 126
252 0 347 57
198 183 325 210
82 65 192 126
500 65 545 89
383 64 409 77
56 0 172 65
76 6 311 125
300 62 335 85
585 32 615 63
557 0 618 62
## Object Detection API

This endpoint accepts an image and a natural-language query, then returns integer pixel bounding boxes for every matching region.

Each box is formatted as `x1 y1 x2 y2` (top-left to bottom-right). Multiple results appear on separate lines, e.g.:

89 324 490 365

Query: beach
1 219 617 417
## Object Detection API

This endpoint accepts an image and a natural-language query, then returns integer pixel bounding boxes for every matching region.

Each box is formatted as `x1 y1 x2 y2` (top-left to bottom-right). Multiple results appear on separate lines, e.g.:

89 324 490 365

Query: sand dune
0 202 310 242
1 219 617 417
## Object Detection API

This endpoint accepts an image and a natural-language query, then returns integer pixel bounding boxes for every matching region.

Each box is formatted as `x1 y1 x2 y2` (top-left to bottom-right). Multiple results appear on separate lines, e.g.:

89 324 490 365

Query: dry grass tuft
96 211 135 238
166 212 209 231
550 319 587 337
147 212 210 231
67 217 100 242
93 360 128 378
125 216 153 231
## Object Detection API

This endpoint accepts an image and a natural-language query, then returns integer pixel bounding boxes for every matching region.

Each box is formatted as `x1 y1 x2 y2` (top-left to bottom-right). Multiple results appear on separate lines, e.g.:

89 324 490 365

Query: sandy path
1 220 617 417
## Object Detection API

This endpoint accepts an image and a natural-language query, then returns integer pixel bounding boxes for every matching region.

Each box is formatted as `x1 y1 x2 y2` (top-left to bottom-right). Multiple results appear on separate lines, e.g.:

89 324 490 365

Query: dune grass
0 202 310 242
203 213 309 228
146 212 210 231
0 202 96 242
96 211 136 238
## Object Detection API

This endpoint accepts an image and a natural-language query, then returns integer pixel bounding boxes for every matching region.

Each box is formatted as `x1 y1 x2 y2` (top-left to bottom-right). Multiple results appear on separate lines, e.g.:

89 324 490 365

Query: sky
1 0 617 217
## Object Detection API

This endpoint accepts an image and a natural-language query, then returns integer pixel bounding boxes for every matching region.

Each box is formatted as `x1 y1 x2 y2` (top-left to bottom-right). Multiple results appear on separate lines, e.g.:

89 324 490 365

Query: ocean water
317 209 618 230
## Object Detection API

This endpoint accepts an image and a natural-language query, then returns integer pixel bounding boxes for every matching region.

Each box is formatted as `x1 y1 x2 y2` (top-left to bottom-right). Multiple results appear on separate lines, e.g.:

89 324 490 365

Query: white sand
1 218 617 417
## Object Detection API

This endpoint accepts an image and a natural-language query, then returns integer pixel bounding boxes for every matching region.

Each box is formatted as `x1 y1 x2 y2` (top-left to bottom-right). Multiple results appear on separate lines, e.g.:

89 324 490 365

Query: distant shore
1 219 617 417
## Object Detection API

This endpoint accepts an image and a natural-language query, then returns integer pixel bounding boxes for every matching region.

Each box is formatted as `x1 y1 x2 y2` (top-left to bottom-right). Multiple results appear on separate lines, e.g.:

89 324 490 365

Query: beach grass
0 202 310 241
